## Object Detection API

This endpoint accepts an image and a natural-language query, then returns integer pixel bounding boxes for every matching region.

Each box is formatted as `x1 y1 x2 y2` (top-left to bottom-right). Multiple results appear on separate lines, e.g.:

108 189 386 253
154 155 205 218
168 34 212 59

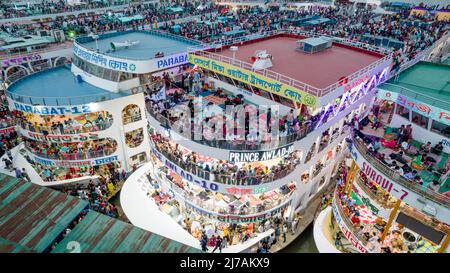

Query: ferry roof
8 66 126 105
0 33 55 50
51 211 202 253
79 31 199 60
217 35 383 89
379 61 450 111
0 174 88 253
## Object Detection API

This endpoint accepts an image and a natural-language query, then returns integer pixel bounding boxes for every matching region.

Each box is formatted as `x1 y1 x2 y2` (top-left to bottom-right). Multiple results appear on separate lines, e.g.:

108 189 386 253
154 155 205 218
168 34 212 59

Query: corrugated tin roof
51 211 202 253
0 174 89 253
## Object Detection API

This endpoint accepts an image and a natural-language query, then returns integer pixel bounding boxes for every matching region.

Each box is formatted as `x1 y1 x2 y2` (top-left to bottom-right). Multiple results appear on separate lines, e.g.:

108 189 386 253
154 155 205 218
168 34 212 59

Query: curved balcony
23 138 117 161
156 167 295 217
148 107 315 151
16 112 114 135
151 139 301 186
26 148 115 161
352 137 449 208
5 64 145 106
332 190 372 253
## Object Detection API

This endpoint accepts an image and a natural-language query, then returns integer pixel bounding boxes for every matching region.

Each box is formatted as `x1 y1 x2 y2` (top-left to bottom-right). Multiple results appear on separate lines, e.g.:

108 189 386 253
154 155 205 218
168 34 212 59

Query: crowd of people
16 111 114 135
59 166 127 218
354 105 449 196
151 132 301 185
146 68 321 149
334 159 443 253
0 0 112 19
0 1 220 37
23 138 117 160
144 159 304 251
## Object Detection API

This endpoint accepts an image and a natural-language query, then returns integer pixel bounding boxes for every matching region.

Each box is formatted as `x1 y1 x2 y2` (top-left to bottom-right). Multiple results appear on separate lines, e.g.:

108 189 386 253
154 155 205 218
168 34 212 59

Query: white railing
189 28 450 99
188 28 393 98
0 42 73 62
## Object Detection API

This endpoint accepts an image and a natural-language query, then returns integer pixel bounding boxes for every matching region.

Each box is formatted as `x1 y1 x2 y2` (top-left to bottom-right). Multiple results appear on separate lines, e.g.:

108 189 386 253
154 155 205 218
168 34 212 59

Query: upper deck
78 31 199 61
217 35 383 90
7 66 127 106
379 61 450 111
74 30 203 74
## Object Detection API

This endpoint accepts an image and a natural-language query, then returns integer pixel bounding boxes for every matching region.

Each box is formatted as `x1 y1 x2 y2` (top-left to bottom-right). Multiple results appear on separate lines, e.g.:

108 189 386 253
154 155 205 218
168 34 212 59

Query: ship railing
4 65 145 106
0 42 73 62
353 137 450 208
152 139 300 185
147 107 315 151
381 83 450 109
188 28 448 99
25 146 115 161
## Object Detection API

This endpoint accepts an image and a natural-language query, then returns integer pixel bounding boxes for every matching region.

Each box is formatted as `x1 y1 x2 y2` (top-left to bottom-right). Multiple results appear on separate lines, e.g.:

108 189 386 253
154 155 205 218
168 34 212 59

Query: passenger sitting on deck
155 51 164 58
427 180 440 192
420 142 432 153
232 95 242 105
431 142 444 155
411 154 425 170
381 134 397 149
390 151 407 164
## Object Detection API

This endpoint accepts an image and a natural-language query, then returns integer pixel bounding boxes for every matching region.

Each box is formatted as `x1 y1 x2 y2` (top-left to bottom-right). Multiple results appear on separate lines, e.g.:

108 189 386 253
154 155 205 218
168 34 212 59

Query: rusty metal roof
0 174 89 253
51 211 202 253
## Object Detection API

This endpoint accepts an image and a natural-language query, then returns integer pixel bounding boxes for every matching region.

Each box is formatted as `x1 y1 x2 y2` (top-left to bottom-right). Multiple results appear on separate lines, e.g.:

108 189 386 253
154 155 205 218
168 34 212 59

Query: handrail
189 28 448 99
148 107 315 151
4 64 146 106
152 139 301 185
0 42 73 62
354 172 450 234
353 136 449 207
333 190 372 247
381 83 450 109
17 118 114 135
74 29 207 62
122 114 143 125
354 173 396 209
188 28 393 98
155 166 296 216
25 146 115 161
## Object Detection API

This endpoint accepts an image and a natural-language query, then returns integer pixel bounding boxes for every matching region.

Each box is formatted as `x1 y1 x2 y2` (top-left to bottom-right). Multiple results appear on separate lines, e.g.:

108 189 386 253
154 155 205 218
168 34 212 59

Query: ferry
0 0 448 254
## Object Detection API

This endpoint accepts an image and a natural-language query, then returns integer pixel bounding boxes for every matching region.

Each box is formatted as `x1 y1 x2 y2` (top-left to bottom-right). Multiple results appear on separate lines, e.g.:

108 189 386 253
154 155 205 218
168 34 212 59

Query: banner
228 144 294 162
151 86 167 101
185 198 293 223
188 54 317 107
377 88 450 126
33 154 119 167
332 198 370 253
10 100 94 115
74 42 190 74
348 141 450 224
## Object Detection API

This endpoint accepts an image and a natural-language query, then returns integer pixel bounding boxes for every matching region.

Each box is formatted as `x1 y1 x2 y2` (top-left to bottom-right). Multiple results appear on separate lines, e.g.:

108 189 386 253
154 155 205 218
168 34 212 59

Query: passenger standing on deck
212 236 223 253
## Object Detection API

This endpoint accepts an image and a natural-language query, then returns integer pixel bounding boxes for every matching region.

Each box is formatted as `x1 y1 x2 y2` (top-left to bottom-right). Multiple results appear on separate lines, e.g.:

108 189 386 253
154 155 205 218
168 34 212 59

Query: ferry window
396 104 410 120
431 120 450 138
110 70 120 82
412 111 429 129
278 96 295 108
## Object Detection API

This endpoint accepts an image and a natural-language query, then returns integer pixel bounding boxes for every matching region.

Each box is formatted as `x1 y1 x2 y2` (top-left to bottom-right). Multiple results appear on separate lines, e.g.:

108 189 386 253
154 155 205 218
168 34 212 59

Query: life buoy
338 76 348 86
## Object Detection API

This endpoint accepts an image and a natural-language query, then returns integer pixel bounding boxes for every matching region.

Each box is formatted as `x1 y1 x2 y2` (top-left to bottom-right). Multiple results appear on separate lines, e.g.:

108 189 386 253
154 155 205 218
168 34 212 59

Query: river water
279 223 319 253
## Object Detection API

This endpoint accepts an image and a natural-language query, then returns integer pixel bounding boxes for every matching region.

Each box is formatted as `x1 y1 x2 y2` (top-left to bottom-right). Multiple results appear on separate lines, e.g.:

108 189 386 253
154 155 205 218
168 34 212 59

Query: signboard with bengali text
378 89 450 126
188 54 317 107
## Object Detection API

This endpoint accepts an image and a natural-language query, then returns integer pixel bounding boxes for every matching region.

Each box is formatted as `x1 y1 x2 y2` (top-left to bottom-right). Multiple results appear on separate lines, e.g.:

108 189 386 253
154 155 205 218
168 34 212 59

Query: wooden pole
347 165 359 198
381 199 401 242
344 160 356 194
438 233 450 253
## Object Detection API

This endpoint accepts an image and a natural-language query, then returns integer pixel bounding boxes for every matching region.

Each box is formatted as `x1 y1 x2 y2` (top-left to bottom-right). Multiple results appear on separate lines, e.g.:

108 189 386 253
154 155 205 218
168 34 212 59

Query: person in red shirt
351 211 361 227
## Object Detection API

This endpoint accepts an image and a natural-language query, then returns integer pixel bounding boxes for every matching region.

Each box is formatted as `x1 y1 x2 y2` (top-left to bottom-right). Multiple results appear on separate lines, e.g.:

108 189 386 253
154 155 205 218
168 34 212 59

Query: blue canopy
222 29 246 36
167 7 184 13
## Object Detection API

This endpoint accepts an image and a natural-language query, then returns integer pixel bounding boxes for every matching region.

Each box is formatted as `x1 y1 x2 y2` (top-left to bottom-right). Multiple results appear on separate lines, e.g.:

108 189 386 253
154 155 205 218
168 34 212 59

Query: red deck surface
218 36 382 89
